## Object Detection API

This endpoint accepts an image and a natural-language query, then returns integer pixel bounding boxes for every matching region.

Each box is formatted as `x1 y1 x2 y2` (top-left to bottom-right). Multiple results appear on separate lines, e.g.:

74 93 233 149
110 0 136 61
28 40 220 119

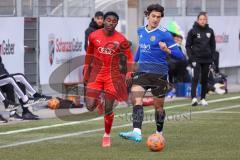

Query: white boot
199 99 208 106
191 97 198 106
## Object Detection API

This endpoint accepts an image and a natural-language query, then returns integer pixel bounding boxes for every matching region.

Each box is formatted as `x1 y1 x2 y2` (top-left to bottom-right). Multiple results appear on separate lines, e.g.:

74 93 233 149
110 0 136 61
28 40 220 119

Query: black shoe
10 112 23 121
25 110 39 118
27 95 52 107
23 98 39 107
6 103 21 112
29 111 39 118
22 111 39 120
33 93 52 102
4 100 20 112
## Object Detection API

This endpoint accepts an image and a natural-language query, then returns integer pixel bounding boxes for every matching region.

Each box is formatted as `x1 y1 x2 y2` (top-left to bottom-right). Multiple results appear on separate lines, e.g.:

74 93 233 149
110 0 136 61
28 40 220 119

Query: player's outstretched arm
134 47 140 63
209 29 216 57
160 33 184 60
185 29 194 62
122 40 134 73
168 43 184 60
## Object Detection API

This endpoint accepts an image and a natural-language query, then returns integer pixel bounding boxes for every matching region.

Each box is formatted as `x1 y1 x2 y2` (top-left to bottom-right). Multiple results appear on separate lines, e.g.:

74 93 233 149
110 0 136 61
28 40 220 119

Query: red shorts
86 74 128 101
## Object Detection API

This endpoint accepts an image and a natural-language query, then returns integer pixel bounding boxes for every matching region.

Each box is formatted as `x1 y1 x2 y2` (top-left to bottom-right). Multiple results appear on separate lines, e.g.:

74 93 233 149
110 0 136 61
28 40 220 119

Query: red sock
104 113 114 135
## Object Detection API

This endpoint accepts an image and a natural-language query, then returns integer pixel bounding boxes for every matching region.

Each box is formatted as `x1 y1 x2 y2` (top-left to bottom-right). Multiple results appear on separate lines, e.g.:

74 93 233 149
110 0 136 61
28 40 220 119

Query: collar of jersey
144 25 159 33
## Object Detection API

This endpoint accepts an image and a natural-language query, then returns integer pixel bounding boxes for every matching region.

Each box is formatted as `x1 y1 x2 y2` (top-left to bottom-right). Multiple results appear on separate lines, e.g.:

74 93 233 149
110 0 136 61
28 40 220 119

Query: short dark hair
94 11 104 17
170 32 183 39
197 11 207 19
104 11 119 21
144 4 164 17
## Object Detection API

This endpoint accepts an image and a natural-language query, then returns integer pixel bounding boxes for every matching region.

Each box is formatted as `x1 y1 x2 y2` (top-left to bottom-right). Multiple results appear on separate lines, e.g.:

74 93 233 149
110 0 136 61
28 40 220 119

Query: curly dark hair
144 4 164 17
104 11 119 21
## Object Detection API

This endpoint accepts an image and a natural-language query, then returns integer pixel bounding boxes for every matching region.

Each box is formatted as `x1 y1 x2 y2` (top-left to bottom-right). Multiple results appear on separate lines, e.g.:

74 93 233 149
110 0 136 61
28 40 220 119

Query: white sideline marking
190 104 240 114
0 104 240 149
0 96 240 136
205 111 240 114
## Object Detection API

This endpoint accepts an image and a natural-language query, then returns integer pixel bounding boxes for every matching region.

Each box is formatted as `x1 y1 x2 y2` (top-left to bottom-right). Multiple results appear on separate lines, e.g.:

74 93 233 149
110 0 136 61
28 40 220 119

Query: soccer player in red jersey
83 11 133 147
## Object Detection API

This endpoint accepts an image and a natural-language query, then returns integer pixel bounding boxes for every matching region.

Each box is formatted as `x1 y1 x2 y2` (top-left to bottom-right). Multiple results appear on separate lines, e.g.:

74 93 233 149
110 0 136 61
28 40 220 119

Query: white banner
0 17 24 73
207 17 240 68
148 16 240 68
39 17 90 85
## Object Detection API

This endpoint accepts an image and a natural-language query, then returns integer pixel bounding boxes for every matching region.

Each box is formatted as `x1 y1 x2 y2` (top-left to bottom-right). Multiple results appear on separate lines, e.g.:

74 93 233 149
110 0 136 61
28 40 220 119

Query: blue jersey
134 26 184 75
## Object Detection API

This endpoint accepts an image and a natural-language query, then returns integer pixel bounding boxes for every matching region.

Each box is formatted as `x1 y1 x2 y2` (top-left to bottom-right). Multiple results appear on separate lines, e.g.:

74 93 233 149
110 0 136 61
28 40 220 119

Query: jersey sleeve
121 38 133 72
134 27 143 62
164 32 184 60
185 29 194 62
83 33 94 81
210 29 216 56
134 47 140 62
137 27 142 35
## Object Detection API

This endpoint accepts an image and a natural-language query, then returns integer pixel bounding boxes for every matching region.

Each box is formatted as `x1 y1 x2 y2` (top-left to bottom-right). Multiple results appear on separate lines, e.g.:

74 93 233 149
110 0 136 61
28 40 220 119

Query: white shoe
214 84 226 95
191 98 198 106
199 99 208 106
215 87 225 95
156 131 163 135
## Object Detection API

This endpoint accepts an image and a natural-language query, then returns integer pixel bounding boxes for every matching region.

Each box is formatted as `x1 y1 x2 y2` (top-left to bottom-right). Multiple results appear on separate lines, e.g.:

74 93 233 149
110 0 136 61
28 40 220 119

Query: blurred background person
186 12 216 106
166 21 190 98
84 11 104 51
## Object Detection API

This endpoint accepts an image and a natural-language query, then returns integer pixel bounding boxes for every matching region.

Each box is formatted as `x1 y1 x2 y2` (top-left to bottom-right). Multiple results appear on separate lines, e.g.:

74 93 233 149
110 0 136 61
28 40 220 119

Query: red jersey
84 29 133 81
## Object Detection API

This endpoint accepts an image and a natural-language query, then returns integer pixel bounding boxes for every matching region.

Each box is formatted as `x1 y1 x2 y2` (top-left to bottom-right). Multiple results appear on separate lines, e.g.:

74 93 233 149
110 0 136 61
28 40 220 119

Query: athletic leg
0 77 28 103
102 93 115 147
199 63 210 106
119 84 145 142
85 81 102 112
154 97 166 134
191 63 201 106
11 73 51 102
11 73 36 96
151 75 168 134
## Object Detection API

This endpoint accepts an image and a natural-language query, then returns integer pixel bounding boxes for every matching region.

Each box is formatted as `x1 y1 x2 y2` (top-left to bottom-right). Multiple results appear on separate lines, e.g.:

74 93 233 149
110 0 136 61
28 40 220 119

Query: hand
83 73 89 85
192 62 197 67
125 72 133 88
159 42 171 54
83 78 88 85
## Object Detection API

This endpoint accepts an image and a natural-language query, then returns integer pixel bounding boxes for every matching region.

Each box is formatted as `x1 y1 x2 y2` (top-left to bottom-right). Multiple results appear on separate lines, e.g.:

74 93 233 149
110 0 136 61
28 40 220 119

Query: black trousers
168 59 190 83
191 63 210 99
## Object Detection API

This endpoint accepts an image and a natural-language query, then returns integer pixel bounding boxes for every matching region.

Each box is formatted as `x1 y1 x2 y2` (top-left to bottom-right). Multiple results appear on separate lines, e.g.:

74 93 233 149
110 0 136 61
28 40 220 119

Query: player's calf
155 109 166 134
102 112 114 147
119 105 144 142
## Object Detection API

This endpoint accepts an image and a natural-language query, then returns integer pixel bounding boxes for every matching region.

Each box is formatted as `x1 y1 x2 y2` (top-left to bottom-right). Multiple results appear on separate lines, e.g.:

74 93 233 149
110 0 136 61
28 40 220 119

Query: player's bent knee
86 105 95 112
105 111 113 116
85 99 97 112
8 77 16 84
132 97 143 106
16 75 25 80
134 101 143 106
154 98 164 111
155 105 164 112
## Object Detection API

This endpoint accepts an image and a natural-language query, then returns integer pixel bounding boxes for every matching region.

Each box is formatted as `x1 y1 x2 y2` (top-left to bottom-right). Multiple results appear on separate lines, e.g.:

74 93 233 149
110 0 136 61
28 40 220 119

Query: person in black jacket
84 11 104 51
186 12 216 106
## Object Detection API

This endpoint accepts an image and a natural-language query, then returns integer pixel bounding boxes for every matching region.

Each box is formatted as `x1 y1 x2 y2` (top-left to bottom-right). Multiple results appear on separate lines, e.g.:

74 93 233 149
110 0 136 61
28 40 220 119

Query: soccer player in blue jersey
119 4 184 142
